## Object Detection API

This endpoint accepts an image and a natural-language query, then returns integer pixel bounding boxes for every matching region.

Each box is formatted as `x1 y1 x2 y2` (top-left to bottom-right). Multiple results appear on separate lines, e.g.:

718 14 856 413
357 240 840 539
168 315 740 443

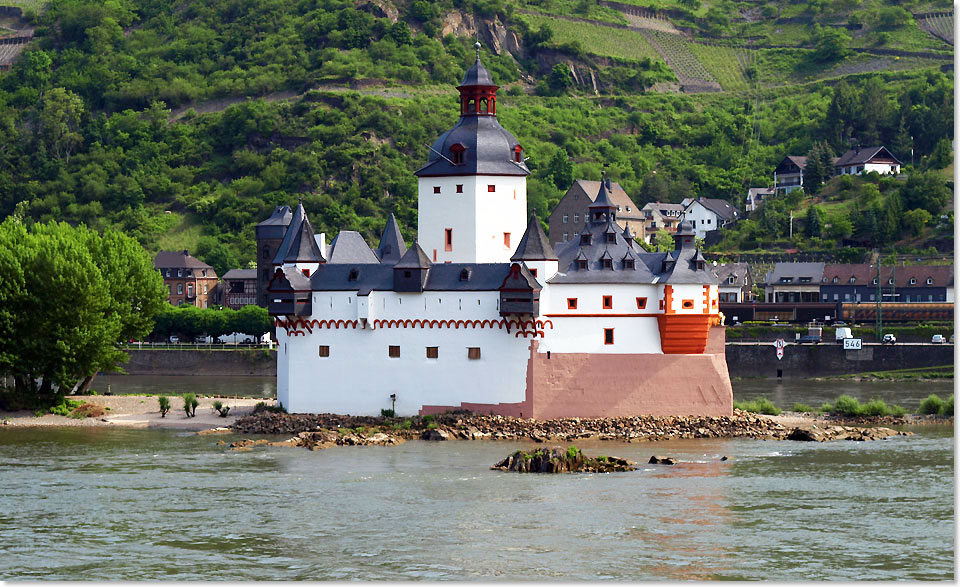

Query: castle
262 47 732 418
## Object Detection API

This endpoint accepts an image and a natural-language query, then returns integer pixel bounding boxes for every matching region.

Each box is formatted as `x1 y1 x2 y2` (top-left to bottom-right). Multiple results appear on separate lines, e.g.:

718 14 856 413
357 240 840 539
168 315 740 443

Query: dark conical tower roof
272 200 325 265
376 213 407 264
394 241 432 269
460 43 496 87
511 213 557 262
588 177 617 214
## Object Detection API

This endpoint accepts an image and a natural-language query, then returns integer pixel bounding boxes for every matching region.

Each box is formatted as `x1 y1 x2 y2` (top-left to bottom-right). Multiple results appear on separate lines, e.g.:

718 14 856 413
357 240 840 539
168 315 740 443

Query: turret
272 200 325 277
511 212 558 283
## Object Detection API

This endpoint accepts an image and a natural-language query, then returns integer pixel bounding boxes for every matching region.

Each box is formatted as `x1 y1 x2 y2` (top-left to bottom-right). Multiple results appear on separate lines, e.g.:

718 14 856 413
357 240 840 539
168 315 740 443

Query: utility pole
789 211 793 239
875 256 882 339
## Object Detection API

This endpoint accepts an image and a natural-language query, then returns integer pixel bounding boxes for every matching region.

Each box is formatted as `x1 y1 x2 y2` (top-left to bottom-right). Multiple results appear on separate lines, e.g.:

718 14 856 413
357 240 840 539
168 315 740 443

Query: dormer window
926 278 934 285
888 278 894 285
606 233 616 243
514 145 523 163
832 277 839 284
909 278 917 285
602 259 612 270
849 277 856 284
580 234 592 245
577 259 588 270
873 278 878 285
450 143 465 165
625 259 635 269
177 269 182 277
348 268 359 282
697 261 705 271
728 275 736 285
459 268 471 281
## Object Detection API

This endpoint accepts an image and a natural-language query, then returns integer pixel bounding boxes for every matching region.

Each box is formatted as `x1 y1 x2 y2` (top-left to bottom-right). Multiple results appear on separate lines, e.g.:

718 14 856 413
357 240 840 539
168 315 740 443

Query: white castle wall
418 175 526 264
278 289 531 415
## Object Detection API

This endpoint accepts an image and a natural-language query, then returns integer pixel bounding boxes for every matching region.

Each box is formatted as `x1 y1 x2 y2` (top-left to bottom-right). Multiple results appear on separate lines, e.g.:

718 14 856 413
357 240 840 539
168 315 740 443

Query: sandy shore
0 395 277 431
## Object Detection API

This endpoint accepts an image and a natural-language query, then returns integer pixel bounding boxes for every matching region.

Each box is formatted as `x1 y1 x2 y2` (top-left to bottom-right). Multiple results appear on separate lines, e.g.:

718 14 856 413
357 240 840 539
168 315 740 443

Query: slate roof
222 269 257 280
272 201 325 265
394 242 432 269
256 205 293 227
308 263 514 295
568 180 644 218
415 115 530 177
785 156 807 169
714 263 751 287
822 264 953 288
460 54 495 87
376 213 407 265
512 213 557 261
326 230 380 264
689 197 741 221
747 187 774 199
764 262 825 285
835 146 901 167
154 250 217 277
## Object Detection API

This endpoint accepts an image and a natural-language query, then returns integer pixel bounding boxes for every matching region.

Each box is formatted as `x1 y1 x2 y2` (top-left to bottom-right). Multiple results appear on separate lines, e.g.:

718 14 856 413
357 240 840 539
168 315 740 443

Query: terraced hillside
640 29 721 92
918 13 954 45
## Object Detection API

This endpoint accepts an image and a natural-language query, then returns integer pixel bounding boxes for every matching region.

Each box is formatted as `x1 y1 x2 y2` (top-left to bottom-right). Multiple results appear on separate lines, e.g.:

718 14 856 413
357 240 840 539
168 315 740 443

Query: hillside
0 0 952 274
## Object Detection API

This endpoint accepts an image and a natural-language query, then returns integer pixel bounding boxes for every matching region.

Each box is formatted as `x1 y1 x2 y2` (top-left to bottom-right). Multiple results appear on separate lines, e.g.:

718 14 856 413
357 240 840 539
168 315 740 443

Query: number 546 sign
774 338 785 360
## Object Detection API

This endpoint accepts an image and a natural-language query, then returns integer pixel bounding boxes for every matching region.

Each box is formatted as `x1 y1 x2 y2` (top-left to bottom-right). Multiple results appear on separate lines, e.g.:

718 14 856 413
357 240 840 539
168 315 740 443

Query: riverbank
0 395 276 430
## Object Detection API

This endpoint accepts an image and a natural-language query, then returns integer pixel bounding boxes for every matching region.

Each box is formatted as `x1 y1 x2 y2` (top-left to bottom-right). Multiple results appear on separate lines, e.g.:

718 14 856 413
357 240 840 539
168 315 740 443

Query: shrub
942 395 954 416
919 394 945 415
49 398 83 416
69 403 106 419
793 403 814 413
211 400 230 417
828 395 905 417
734 397 781 415
380 408 395 418
566 446 581 459
253 401 285 414
182 393 198 417
831 395 861 417
158 396 171 418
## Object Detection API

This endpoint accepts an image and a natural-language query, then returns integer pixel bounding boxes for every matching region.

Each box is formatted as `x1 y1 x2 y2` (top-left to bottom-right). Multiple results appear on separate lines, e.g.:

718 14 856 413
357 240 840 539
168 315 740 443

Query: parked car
931 334 946 344
835 327 853 343
882 334 897 345
169 336 180 343
799 334 821 344
950 334 955 344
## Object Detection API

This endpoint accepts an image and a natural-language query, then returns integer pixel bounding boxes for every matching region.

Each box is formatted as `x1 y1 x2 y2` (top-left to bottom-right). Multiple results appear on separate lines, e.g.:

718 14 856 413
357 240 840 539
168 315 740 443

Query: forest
0 0 953 275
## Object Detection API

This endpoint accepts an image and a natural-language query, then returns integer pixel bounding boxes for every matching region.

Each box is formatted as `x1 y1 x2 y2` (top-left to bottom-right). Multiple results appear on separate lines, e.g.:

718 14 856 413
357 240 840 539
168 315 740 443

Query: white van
835 327 853 343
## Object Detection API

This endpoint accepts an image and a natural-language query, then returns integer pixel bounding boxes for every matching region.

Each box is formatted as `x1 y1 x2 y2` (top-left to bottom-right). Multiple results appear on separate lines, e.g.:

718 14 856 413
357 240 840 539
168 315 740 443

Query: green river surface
0 377 954 581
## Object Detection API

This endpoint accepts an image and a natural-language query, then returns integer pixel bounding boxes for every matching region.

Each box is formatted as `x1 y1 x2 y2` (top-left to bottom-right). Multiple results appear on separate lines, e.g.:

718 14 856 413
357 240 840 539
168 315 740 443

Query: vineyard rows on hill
918 13 954 45
687 44 751 92
519 13 662 63
0 40 25 66
640 29 721 92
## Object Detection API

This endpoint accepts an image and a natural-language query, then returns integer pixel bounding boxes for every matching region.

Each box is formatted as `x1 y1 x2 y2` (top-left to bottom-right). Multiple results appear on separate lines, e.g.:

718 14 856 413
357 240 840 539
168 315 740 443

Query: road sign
843 338 862 350
775 338 785 360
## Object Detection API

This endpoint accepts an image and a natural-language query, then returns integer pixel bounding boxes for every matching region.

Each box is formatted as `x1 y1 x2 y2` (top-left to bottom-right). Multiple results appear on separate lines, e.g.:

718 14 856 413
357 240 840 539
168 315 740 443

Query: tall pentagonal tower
414 43 529 264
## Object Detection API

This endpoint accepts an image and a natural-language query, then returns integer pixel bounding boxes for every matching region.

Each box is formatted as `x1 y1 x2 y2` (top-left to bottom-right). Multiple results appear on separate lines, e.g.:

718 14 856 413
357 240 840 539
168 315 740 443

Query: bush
380 408 395 418
831 394 861 417
566 446 581 459
158 395 170 418
211 400 230 417
49 398 83 416
734 397 781 415
182 393 198 417
793 403 814 413
942 395 954 416
253 401 285 414
919 394 945 415
827 395 905 417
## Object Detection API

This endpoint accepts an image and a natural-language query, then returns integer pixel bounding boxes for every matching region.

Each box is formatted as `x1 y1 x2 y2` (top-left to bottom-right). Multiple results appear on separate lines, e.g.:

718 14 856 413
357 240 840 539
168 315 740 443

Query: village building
834 146 901 176
715 263 754 302
745 187 774 212
265 47 730 419
820 263 954 303
773 155 806 194
762 262 824 303
154 250 219 308
681 197 741 240
639 201 685 243
221 269 258 309
548 179 645 246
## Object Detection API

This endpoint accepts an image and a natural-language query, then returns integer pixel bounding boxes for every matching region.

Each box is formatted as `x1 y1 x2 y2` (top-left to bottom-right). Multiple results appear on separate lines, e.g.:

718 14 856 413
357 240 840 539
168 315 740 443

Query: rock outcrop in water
785 425 905 442
492 447 636 473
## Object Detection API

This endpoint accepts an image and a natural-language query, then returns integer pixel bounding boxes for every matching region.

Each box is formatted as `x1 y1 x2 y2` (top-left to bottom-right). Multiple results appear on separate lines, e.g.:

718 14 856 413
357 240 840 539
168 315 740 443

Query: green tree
654 229 674 252
233 305 272 340
924 138 952 170
804 206 822 238
547 63 573 94
813 28 852 63
902 208 932 236
40 87 85 164
899 171 950 215
0 219 166 408
546 148 573 191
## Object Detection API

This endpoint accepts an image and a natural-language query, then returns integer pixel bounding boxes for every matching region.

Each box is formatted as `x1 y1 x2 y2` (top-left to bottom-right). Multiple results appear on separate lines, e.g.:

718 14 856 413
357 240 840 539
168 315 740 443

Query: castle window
909 278 917 285
849 277 856 284
602 295 613 309
451 143 465 165
562 232 568 242
388 345 400 358
625 259 635 269
602 259 612 270
487 185 495 192
580 234 592 245
302 268 310 277
514 145 523 163
503 232 511 248
567 298 578 310
404 270 412 278
682 299 694 309
577 259 587 270
444 228 453 252
348 268 359 282
459 268 471 281
574 213 580 223
433 186 441 194
927 278 934 285
604 328 614 345
530 268 537 277
426 347 439 359
636 297 647 309
318 345 330 358
467 347 481 360
456 184 463 193
606 233 616 243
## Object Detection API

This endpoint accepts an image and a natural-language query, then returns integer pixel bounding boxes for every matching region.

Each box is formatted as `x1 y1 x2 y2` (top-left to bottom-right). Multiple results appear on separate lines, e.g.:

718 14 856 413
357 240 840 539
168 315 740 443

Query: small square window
503 232 511 248
567 298 578 310
636 297 647 309
602 295 613 309
574 213 580 223
604 328 614 345
467 347 481 360
302 268 310 277
562 232 568 242
530 268 537 277
433 186 441 194
682 299 694 309
602 259 612 269
456 184 463 193
318 345 330 357
388 345 400 358
487 185 495 192
562 214 569 223
426 346 439 359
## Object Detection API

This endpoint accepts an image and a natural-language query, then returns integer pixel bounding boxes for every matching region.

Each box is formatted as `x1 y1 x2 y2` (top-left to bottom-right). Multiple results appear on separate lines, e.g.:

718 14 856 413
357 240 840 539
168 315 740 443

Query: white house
773 155 806 194
834 146 901 176
266 48 731 419
745 187 774 212
681 197 741 240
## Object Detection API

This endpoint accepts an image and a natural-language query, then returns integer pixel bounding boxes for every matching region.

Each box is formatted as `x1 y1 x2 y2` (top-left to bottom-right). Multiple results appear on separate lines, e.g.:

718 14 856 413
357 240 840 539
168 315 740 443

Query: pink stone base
419 328 732 419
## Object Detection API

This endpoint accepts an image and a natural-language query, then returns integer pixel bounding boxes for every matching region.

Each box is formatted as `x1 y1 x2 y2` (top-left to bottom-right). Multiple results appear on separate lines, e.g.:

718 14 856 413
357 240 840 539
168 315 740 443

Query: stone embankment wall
120 349 276 376
726 343 953 379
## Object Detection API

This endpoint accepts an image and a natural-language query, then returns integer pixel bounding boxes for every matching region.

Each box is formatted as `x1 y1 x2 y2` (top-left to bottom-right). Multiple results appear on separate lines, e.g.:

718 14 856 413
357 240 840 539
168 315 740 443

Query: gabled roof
785 155 807 168
222 269 257 280
689 197 740 221
835 146 901 167
822 264 953 288
327 230 380 264
714 263 751 287
511 213 557 261
747 187 774 198
394 242 432 269
272 201 325 265
764 262 825 285
566 179 643 219
256 205 293 227
154 250 216 272
376 213 407 264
